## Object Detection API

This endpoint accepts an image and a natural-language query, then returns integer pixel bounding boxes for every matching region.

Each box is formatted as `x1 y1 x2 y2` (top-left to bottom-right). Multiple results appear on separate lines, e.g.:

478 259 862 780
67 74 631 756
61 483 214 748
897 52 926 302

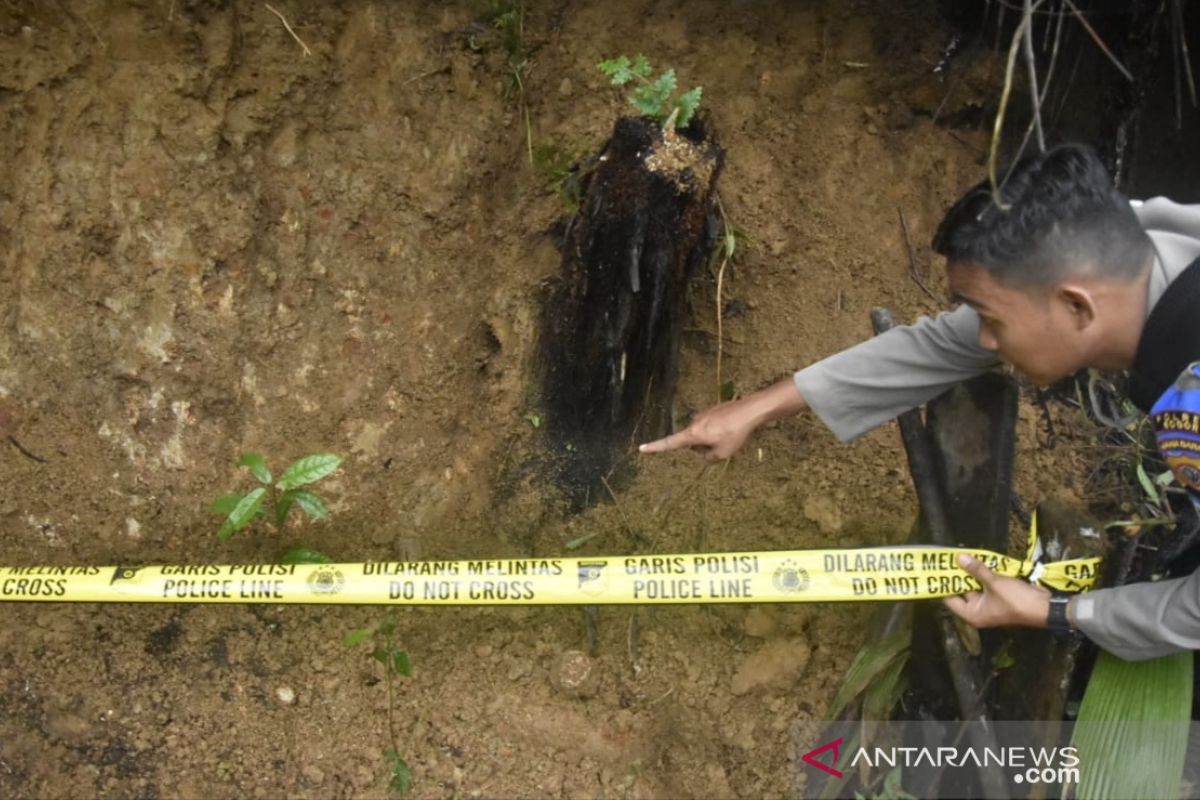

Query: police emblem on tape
307 567 345 595
577 561 608 596
772 559 810 593
110 566 144 585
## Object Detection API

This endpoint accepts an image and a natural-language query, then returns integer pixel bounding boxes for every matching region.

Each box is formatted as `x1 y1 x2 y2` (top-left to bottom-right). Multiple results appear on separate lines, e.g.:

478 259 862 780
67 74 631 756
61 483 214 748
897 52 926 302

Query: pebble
301 764 325 785
730 637 811 695
553 650 595 697
275 686 296 705
743 607 778 638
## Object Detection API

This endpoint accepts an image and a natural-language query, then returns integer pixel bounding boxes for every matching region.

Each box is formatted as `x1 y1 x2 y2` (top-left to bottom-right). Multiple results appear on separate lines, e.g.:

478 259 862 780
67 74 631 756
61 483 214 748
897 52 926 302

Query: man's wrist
1046 592 1075 632
747 378 808 426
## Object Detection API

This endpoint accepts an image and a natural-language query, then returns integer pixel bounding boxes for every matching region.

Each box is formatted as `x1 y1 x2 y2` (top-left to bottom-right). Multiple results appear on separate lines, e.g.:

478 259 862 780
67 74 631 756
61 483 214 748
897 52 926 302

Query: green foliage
474 1 539 163
829 629 910 719
281 545 332 565
854 767 918 800
347 613 413 796
1073 651 1193 799
531 141 584 210
386 748 412 796
598 54 703 129
210 451 341 540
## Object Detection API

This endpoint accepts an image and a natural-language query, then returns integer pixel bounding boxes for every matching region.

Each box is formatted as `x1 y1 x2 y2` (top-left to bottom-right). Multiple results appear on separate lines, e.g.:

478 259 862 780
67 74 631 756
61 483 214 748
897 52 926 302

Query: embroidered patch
1151 362 1200 494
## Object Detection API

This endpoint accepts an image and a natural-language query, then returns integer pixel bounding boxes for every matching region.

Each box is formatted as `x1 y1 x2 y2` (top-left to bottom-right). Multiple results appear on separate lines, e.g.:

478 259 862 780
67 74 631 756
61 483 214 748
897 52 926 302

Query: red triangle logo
801 737 845 779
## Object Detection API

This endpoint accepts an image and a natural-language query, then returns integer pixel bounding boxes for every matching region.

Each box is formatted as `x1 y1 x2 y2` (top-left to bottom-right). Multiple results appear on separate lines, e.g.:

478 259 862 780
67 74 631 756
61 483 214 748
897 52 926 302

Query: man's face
946 261 1090 386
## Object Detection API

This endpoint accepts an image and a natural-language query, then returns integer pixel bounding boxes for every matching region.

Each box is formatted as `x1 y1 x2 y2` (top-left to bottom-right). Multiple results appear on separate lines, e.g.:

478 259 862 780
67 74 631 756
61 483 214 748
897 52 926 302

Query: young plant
210 452 342 540
531 141 585 211
346 614 413 796
473 1 538 164
598 54 703 129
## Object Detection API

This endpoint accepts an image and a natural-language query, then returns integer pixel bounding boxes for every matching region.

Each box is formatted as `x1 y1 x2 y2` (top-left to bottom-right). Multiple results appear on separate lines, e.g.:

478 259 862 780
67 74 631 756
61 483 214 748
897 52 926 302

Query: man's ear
1056 284 1097 330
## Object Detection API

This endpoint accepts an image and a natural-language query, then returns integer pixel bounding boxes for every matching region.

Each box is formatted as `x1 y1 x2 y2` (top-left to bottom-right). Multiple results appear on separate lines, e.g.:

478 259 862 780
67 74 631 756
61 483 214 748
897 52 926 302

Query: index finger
638 430 696 454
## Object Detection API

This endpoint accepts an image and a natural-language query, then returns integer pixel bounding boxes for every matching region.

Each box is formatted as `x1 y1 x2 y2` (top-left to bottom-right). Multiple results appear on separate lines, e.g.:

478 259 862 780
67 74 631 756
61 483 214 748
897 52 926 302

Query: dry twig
899 208 938 304
1022 0 1046 151
1062 0 1133 82
264 3 312 57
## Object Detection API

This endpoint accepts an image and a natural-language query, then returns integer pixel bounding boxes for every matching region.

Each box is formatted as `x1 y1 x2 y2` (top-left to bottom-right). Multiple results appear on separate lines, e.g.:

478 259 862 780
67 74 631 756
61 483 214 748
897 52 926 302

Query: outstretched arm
641 304 999 459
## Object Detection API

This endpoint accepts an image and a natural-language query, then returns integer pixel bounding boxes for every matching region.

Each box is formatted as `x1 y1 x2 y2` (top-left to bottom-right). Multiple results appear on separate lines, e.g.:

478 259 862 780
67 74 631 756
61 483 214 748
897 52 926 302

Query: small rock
301 764 325 785
474 643 493 659
558 77 573 97
803 494 843 534
743 607 778 638
45 712 95 743
553 650 596 697
275 686 296 705
731 637 811 695
505 660 531 682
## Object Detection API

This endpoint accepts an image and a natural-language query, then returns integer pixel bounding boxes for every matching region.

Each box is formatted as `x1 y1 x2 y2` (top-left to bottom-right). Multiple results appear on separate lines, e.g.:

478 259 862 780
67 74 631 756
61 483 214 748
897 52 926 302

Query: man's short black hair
932 144 1153 287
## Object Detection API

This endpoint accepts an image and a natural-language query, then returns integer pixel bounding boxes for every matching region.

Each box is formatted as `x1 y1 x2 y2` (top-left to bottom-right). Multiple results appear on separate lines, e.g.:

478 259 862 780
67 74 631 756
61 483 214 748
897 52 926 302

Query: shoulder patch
1151 362 1200 494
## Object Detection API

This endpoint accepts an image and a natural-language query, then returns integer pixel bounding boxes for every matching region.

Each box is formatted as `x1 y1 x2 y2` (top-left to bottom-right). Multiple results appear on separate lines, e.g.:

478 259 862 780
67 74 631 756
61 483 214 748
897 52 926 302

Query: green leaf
390 649 412 677
720 379 736 402
861 651 906 719
674 85 703 129
275 492 297 528
992 641 1016 670
386 748 412 796
282 545 333 565
283 490 330 521
238 452 272 484
1073 651 1192 799
630 84 665 117
526 413 541 429
829 628 911 718
210 493 243 516
651 68 677 99
217 488 266 541
1135 461 1160 502
598 55 633 85
630 54 652 78
343 627 371 647
277 454 342 491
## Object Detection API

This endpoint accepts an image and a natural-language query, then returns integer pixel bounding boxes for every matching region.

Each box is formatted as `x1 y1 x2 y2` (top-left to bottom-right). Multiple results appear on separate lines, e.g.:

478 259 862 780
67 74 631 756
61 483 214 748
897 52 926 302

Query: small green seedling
210 452 342 540
346 614 413 796
598 54 702 129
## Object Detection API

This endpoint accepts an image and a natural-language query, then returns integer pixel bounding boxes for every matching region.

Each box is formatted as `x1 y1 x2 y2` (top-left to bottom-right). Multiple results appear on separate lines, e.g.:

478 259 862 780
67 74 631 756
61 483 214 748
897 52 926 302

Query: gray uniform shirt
794 198 1200 660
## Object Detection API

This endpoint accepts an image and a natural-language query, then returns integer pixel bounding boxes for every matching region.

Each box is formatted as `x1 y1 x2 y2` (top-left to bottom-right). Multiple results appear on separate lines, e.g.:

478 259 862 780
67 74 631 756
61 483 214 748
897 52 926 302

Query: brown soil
0 2 1093 799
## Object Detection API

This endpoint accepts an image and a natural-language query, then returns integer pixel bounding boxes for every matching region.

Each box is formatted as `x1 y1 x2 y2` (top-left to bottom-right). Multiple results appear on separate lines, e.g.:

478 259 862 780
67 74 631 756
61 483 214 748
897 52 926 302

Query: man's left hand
943 554 1052 628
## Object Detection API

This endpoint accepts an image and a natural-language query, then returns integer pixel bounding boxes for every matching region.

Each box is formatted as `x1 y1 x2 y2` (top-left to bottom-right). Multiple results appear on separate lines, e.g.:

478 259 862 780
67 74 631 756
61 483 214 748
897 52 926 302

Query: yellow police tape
0 516 1101 605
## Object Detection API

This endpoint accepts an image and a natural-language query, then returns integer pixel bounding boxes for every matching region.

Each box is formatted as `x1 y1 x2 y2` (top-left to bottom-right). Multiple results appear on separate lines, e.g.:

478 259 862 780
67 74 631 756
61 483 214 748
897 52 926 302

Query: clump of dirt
0 2 1093 798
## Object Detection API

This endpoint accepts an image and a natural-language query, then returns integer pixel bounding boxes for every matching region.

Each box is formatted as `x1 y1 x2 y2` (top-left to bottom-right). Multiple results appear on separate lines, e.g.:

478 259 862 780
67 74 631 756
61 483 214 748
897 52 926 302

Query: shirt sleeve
1073 571 1200 661
793 305 1001 442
